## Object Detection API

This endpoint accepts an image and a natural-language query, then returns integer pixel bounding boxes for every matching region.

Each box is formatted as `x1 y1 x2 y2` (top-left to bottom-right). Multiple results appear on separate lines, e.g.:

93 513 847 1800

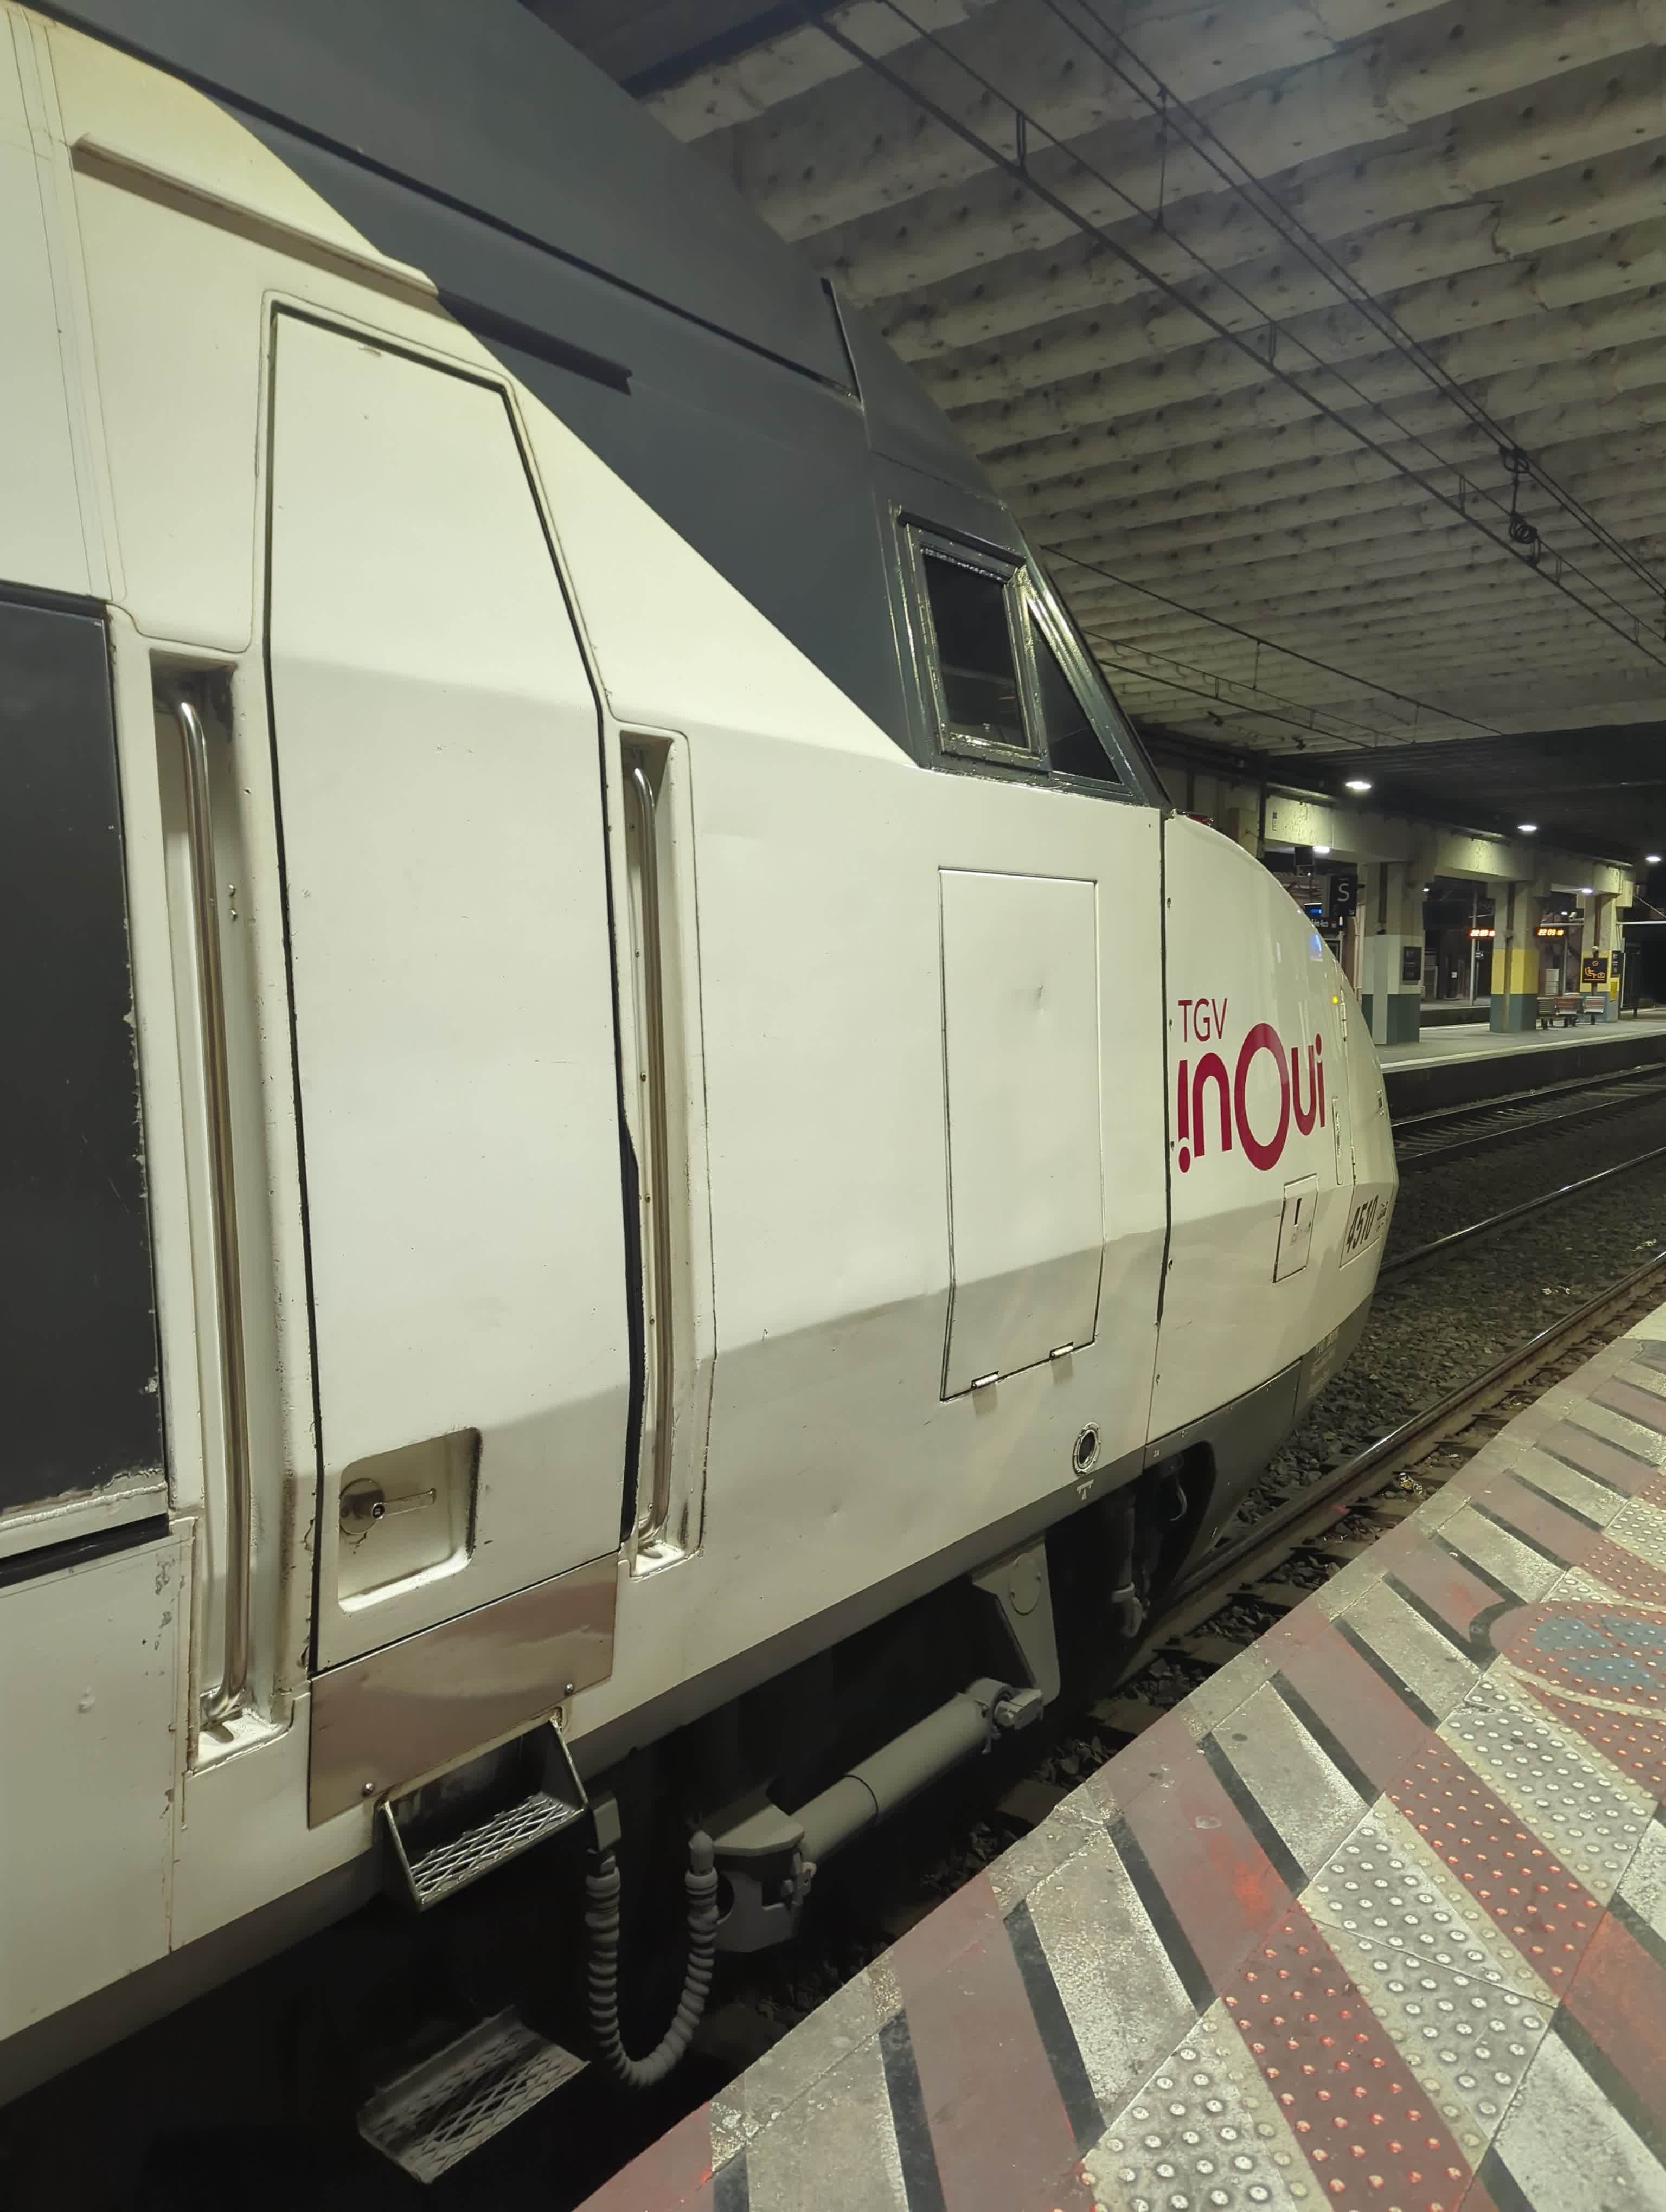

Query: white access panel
939 870 1103 1396
267 318 630 1666
0 1533 184 2039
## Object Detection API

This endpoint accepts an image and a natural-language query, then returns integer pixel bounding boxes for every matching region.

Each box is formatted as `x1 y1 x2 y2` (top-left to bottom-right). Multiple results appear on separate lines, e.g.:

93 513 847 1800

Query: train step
357 2009 586 2182
381 1719 589 1911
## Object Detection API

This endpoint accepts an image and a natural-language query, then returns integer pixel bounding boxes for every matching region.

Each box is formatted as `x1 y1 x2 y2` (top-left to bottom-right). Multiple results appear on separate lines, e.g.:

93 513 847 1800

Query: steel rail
1392 1063 1666 1135
1381 1142 1666 1280
1123 1245 1666 1677
1396 1071 1666 1171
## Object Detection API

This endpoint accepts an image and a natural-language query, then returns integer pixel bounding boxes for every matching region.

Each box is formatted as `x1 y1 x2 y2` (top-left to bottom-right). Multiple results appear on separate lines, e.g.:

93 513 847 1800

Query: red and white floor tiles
584 1308 1666 2212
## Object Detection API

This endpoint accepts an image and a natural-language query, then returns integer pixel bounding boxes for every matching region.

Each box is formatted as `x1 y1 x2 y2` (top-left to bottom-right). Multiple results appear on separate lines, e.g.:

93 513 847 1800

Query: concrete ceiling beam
947 229 1666 450
806 23 1665 307
918 200 1666 422
981 296 1666 492
1024 414 1666 556
1007 351 1666 522
1035 425 1663 557
1065 569 1666 671
1059 532 1666 641
1050 489 1666 607
643 0 975 140
714 0 1391 247
1094 606 1666 700
880 116 1666 369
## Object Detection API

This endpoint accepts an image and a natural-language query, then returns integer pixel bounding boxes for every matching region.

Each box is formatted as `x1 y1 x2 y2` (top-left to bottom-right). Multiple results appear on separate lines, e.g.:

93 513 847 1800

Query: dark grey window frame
903 525 1045 771
899 517 1155 803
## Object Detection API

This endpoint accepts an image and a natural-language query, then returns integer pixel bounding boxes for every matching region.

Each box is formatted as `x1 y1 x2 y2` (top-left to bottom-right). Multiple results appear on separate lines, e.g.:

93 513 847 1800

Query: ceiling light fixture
1649 854 1663 865
1581 886 1594 896
1313 845 1331 856
1344 777 1372 794
1517 822 1537 833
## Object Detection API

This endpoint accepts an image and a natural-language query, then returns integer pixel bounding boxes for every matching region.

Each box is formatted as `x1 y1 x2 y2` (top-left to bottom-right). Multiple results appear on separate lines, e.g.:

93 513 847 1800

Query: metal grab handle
172 694 252 1722
629 762 676 1542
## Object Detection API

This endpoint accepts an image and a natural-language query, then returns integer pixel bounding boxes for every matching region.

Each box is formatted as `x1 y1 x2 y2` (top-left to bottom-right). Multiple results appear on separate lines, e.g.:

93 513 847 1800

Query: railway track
1381 1137 1666 1279
1090 1244 1666 1740
1393 1062 1666 1168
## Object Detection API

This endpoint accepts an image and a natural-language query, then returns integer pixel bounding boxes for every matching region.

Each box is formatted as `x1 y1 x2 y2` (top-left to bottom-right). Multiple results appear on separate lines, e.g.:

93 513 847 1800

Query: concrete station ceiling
531 0 1666 862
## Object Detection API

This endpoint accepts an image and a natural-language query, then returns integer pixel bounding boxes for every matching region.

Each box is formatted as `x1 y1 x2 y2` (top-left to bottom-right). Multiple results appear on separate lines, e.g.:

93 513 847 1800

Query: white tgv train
0 0 1395 2100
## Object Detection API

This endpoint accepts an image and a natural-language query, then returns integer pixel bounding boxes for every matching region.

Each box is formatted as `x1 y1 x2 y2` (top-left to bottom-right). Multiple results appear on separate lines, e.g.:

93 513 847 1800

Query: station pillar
1358 863 1422 1045
1490 881 1536 1031
1589 891 1620 1020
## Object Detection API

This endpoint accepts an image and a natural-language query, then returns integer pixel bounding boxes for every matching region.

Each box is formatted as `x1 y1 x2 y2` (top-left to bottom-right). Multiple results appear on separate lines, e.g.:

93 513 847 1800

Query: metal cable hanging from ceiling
1050 548 1503 748
1081 629 1399 749
811 1 1666 676
1046 0 1666 627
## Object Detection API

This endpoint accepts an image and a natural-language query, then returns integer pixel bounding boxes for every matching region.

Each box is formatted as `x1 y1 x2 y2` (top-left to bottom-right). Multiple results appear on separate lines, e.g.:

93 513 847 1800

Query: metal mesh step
385 1786 586 1909
380 1719 588 1911
357 2010 585 2182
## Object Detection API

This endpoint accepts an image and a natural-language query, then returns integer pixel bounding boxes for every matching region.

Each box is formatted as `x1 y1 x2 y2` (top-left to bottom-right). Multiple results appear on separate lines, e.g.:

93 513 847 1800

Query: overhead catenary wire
1046 0 1666 625
809 2 1666 678
1080 627 1417 749
1047 546 1504 744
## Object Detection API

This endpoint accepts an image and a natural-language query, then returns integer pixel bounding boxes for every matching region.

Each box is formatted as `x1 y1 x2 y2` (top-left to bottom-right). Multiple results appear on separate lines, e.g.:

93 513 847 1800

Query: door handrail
170 692 252 1721
629 761 676 1543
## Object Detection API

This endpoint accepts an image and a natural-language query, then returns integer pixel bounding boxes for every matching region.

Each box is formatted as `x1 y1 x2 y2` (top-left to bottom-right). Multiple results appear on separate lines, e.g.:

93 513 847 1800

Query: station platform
584 1304 1666 2212
1380 1006 1666 1075
1380 1008 1666 1117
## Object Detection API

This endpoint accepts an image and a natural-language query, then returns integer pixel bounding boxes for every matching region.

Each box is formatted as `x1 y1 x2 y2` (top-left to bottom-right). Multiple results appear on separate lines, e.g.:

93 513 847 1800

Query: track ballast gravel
1231 1093 1666 1531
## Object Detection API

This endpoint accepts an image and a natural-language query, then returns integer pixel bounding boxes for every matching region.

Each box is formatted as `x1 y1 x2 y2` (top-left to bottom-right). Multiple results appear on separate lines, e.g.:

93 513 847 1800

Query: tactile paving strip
1604 1495 1666 1571
1438 1677 1655 1899
1085 2009 1316 2212
1303 1813 1550 1998
1312 1939 1549 2164
1223 1906 1471 2212
1527 1683 1666 1798
1389 1743 1601 1993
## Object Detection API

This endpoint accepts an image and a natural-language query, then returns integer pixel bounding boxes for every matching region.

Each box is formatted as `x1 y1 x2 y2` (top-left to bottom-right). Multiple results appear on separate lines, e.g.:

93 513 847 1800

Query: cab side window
914 541 1039 767
1030 616 1123 788
904 521 1139 795
921 551 1030 755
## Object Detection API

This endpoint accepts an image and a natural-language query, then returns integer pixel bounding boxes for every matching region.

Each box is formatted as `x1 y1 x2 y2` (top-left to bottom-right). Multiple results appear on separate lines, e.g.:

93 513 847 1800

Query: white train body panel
0 5 1393 2086
1155 820 1394 1444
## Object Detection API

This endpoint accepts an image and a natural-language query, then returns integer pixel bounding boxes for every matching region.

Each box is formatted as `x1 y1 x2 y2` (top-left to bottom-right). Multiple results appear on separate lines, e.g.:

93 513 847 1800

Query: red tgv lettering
1234 1023 1289 1169
1175 1025 1325 1174
1178 1051 1231 1172
1292 1037 1321 1135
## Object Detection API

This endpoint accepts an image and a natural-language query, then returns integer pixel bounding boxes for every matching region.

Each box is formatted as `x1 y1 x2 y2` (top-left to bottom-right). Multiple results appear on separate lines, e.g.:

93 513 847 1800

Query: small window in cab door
914 539 1040 768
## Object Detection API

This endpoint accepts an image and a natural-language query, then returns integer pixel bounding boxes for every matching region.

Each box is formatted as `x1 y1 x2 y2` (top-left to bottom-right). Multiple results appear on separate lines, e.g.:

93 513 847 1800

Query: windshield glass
1027 556 1167 805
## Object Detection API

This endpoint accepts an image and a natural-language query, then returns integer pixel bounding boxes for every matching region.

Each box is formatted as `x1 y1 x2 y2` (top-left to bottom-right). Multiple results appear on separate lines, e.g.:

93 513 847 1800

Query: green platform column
1590 890 1621 1021
1490 884 1536 1031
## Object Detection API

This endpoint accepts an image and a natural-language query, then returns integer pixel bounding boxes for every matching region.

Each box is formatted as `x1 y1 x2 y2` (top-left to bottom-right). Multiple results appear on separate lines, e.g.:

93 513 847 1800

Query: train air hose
585 1829 719 2089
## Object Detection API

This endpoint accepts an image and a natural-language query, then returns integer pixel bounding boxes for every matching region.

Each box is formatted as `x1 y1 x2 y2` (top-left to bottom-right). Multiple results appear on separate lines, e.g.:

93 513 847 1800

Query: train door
264 316 632 1672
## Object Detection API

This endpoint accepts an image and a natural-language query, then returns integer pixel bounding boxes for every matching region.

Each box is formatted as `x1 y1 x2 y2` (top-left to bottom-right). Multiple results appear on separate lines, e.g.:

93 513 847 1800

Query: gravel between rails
1231 1101 1666 1532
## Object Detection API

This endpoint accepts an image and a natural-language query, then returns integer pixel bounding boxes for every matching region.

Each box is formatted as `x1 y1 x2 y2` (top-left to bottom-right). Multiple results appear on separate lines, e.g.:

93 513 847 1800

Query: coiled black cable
585 1829 719 2089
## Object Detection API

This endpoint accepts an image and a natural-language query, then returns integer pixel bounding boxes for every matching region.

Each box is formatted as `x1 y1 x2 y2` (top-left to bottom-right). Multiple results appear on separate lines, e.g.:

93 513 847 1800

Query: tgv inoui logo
1174 998 1325 1173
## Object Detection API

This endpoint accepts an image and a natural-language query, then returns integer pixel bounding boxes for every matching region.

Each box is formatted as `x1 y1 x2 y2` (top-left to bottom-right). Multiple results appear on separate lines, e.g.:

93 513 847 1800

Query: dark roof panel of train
41 0 854 389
